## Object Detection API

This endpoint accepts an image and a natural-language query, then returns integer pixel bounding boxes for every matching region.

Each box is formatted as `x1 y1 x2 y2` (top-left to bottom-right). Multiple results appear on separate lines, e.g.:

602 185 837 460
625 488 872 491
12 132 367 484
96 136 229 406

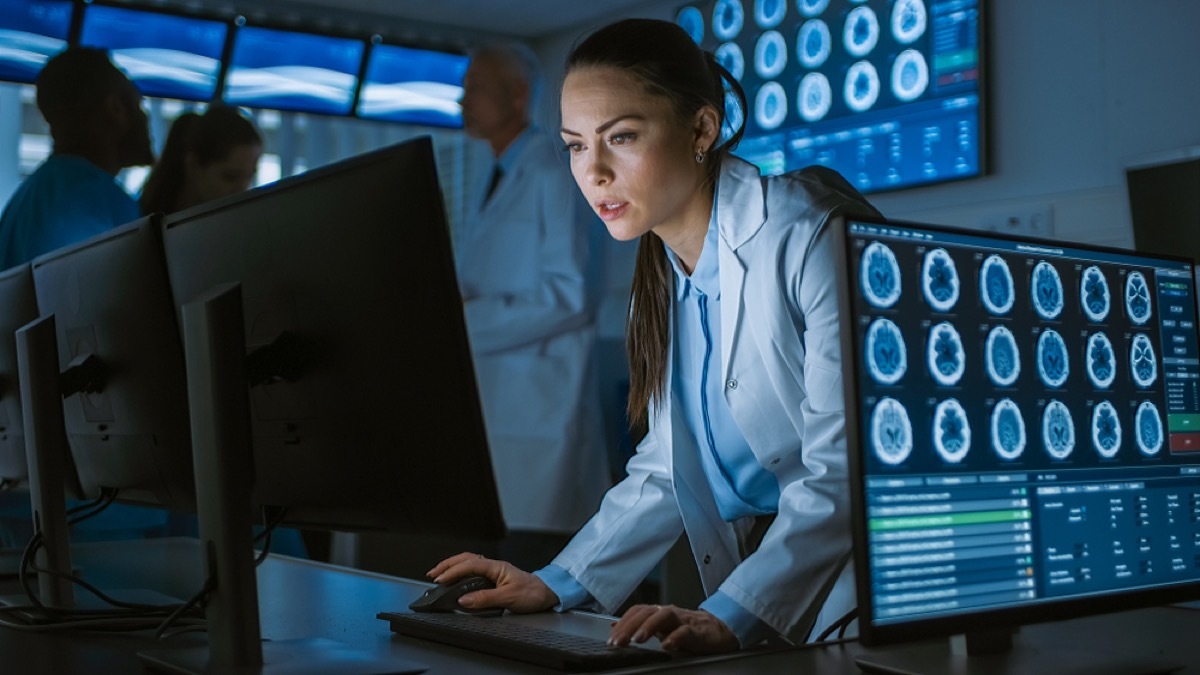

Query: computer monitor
356 42 467 128
223 24 365 116
0 264 39 487
0 0 73 85
836 215 1200 673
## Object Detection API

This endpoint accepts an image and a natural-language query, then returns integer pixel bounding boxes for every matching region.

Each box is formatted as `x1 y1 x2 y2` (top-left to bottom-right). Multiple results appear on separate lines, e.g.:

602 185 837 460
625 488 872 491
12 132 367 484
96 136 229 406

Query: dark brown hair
35 47 130 142
566 18 746 434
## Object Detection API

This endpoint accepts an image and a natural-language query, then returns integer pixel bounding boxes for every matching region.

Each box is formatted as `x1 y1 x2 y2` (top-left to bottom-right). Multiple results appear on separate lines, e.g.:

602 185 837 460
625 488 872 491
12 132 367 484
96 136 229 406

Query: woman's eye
609 133 635 145
562 142 583 154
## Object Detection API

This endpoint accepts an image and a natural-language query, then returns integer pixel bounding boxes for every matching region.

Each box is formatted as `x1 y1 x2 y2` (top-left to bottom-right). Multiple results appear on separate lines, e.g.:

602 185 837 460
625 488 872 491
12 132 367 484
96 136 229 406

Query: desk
2 538 1199 674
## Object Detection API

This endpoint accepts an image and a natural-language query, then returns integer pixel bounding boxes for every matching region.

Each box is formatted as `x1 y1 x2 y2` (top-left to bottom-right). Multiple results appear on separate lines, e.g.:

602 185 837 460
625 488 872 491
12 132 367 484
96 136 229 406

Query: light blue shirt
536 194 780 647
0 154 139 269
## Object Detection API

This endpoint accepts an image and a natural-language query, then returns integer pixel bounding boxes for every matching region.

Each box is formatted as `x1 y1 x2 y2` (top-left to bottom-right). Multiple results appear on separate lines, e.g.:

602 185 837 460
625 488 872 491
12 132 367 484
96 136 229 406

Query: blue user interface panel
0 0 73 84
676 0 983 193
844 219 1200 629
224 25 364 115
357 44 467 127
79 4 228 101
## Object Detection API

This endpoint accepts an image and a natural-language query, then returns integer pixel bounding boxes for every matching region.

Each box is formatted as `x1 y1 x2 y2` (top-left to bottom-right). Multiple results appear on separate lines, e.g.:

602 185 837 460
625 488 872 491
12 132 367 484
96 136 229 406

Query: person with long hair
139 104 262 216
429 18 880 653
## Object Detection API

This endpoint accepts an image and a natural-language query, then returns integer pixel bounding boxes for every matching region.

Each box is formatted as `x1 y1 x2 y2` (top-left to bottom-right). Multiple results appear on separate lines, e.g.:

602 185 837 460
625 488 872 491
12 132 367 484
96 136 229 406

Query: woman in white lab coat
431 18 879 653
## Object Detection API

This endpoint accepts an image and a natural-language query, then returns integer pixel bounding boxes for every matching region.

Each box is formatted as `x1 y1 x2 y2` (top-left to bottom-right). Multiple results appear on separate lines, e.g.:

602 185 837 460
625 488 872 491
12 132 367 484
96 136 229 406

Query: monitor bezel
833 213 1200 646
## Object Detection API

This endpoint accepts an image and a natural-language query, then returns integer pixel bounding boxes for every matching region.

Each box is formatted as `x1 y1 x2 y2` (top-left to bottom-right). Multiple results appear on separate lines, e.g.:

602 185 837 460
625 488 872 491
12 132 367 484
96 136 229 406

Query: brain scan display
797 0 830 18
927 322 965 386
1125 271 1152 326
1037 329 1069 388
755 0 787 28
798 72 833 122
933 398 971 463
844 60 880 112
713 0 745 40
676 7 705 44
716 42 746 81
980 255 1015 315
1135 400 1164 456
871 397 914 465
1086 331 1116 389
843 5 879 57
722 90 745 144
921 247 960 311
755 81 788 130
754 30 787 79
866 318 907 385
860 242 901 308
1130 333 1157 388
1041 400 1076 461
1031 261 1064 320
797 19 832 68
1080 265 1111 322
891 0 927 44
891 49 929 102
985 325 1020 387
991 398 1027 461
1091 400 1121 459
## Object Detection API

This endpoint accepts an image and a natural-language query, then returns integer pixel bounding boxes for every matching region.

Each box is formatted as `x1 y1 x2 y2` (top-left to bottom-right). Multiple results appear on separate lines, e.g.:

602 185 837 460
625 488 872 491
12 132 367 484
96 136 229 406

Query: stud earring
695 150 706 164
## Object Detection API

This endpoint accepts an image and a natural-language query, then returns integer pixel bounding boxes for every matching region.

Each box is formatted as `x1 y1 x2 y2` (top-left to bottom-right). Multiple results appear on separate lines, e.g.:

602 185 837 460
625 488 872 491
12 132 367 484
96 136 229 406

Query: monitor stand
137 283 426 675
855 628 1182 675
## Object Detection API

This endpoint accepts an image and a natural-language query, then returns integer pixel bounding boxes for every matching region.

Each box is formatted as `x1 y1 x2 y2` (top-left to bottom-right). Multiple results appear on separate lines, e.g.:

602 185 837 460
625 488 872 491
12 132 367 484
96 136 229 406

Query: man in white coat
455 42 610 570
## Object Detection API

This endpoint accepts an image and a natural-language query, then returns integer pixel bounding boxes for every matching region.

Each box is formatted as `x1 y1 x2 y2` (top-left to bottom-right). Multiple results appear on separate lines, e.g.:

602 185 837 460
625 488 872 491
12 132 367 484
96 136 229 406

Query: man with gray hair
454 41 610 571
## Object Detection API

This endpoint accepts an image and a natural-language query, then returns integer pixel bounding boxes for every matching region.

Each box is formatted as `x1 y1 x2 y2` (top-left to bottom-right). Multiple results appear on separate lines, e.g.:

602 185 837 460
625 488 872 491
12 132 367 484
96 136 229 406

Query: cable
814 607 857 643
154 577 214 640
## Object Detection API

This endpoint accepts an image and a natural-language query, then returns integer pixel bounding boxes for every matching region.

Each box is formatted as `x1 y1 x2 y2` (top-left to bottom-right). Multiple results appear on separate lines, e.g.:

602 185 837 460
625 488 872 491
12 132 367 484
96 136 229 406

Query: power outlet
981 205 1054 239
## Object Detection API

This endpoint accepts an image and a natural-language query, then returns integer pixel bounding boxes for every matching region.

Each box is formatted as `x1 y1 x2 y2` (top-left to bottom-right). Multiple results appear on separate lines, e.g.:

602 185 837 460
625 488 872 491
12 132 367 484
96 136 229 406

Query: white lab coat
456 129 610 533
549 155 879 643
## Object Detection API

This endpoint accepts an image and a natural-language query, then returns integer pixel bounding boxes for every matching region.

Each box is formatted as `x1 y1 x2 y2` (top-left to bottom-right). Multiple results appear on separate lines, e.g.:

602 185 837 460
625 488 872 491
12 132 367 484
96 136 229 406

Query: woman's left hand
608 603 740 654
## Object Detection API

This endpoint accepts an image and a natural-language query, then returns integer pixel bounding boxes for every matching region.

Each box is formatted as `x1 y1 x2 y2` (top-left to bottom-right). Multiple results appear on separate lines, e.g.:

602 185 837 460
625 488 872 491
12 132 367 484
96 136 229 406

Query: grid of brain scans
675 0 982 193
845 218 1200 622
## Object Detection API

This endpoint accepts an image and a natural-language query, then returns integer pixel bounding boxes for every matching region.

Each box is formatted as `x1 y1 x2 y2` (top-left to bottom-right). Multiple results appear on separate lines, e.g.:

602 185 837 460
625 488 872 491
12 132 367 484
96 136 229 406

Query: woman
139 104 262 216
429 18 879 654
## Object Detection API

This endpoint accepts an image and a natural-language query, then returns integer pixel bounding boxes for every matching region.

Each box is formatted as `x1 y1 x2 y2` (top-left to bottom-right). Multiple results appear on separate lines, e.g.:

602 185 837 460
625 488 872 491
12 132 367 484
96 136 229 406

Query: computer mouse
409 575 502 617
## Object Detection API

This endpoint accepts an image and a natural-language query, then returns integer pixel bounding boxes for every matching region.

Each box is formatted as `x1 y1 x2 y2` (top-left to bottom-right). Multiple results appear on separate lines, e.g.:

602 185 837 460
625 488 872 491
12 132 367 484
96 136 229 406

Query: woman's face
560 65 715 242
185 142 262 206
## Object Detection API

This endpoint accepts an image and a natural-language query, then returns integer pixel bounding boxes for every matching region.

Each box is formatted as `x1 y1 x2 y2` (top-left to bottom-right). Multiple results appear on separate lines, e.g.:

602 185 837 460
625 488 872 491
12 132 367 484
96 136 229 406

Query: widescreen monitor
837 215 1200 671
0 0 73 84
223 24 365 116
0 264 38 485
78 3 228 102
675 0 986 193
356 43 467 128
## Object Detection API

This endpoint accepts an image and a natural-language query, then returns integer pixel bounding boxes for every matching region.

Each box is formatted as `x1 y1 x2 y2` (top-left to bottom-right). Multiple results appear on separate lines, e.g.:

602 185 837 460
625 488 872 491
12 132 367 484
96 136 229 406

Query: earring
695 150 706 164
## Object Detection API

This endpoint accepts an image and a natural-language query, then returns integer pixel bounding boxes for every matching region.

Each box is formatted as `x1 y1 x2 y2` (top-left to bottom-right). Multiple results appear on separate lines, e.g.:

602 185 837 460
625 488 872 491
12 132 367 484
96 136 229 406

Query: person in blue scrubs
431 19 879 653
453 42 611 571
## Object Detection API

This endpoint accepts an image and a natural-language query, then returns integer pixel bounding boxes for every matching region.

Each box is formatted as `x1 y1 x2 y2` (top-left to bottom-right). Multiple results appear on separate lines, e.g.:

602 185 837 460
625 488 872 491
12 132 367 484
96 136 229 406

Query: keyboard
377 611 673 672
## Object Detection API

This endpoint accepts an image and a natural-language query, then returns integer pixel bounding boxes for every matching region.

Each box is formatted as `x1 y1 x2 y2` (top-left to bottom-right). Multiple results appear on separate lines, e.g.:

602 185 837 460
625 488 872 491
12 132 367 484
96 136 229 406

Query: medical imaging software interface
846 220 1200 626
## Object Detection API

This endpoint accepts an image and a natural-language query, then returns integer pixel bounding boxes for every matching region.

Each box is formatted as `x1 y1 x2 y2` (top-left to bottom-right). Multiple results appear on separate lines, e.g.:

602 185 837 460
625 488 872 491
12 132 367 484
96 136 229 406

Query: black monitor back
30 216 194 510
161 136 504 538
0 264 38 483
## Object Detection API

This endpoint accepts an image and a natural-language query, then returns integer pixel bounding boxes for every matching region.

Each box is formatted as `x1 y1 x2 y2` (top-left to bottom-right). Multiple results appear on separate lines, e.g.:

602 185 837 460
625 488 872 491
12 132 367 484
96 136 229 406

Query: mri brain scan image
798 0 831 18
844 60 880 112
717 42 745 81
861 241 901 308
891 49 929 102
797 19 832 68
1136 400 1164 456
980 255 1015 315
1125 271 1152 326
754 30 787 79
922 248 960 312
927 322 965 386
1086 331 1116 389
1080 265 1111 322
1031 261 1064 320
1041 400 1075 461
722 90 745 144
798 72 833 122
871 397 914 465
891 0 927 44
985 325 1020 387
1130 333 1157 388
713 0 745 40
755 81 788 130
676 7 705 44
1091 400 1121 459
1037 329 1069 388
844 5 880 57
866 318 907 385
933 398 971 464
991 398 1027 461
755 0 787 28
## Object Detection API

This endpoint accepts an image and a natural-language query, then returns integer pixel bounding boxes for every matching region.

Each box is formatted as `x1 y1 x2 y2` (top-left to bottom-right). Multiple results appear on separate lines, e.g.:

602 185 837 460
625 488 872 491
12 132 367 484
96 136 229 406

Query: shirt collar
665 188 722 302
495 125 537 174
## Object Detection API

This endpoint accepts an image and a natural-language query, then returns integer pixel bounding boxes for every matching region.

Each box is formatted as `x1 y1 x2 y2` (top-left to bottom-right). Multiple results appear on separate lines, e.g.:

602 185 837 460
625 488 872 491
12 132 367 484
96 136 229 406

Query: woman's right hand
426 552 560 614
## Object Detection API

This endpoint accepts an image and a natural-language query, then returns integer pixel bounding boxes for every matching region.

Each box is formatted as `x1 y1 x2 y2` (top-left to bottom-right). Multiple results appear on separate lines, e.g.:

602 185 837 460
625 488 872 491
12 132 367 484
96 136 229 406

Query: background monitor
160 136 503 537
675 0 986 193
0 0 73 84
78 3 228 102
223 24 365 116
837 215 1200 670
356 43 468 128
0 264 38 486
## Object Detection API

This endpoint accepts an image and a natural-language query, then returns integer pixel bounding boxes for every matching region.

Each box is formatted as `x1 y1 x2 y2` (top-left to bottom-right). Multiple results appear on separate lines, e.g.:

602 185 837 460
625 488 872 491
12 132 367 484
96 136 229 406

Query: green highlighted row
870 509 1031 531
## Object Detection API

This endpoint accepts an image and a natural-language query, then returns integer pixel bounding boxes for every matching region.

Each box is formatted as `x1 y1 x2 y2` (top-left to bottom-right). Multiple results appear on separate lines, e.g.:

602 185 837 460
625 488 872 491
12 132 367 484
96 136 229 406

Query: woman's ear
693 104 721 154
